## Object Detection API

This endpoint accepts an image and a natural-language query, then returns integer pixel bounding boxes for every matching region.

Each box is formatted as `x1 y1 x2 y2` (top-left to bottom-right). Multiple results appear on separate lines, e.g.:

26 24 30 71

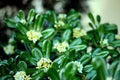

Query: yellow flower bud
3 44 15 55
36 58 52 70
73 28 86 38
54 41 69 53
54 20 65 28
26 30 42 43
14 71 31 80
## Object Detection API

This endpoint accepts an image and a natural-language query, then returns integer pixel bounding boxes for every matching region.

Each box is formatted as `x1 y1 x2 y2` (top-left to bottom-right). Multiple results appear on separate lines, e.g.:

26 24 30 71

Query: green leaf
92 57 108 80
48 68 60 80
29 58 37 66
88 22 94 29
110 40 120 47
42 28 55 39
70 38 86 51
62 29 71 41
31 69 45 80
20 51 31 61
17 10 25 19
70 38 82 46
27 9 35 22
84 64 93 72
80 54 91 65
54 55 68 68
96 15 101 24
8 58 14 65
92 48 101 57
104 24 117 31
60 62 77 80
17 61 27 71
109 60 120 80
45 11 57 24
5 18 16 28
70 44 86 51
0 75 12 80
85 70 96 80
32 48 43 60
105 33 115 43
88 13 95 24
54 55 65 65
93 51 109 58
67 13 81 23
34 14 43 31
0 60 8 66
16 22 27 34
42 40 52 58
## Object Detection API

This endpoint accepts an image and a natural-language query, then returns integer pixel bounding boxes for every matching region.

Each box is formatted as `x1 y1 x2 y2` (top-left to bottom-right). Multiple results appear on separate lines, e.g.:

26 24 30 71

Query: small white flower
115 34 120 40
58 14 67 20
74 61 83 73
36 58 52 70
26 30 42 43
54 20 65 28
86 46 92 53
100 39 109 47
73 28 86 38
54 41 69 53
14 71 31 80
3 44 15 55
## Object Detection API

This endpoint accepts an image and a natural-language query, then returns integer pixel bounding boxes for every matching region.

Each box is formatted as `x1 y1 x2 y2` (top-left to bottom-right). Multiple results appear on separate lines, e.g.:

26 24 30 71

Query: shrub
0 9 120 80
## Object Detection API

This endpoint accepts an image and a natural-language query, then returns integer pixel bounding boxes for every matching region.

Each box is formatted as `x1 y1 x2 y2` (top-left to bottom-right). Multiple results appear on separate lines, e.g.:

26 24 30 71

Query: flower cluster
54 20 65 28
54 14 66 28
73 27 86 38
36 58 52 70
14 71 31 80
74 61 83 73
3 44 15 55
58 14 67 20
26 30 42 43
100 39 109 47
54 41 69 53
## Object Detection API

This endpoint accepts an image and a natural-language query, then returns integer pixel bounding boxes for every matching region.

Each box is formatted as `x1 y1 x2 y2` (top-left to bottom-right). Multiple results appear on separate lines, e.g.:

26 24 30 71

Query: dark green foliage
1 9 120 80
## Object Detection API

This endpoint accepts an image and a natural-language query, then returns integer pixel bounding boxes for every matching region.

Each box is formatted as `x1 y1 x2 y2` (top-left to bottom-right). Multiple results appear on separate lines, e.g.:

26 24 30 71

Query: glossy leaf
17 61 27 71
92 57 108 80
27 9 35 22
42 28 55 39
32 48 43 60
80 54 91 65
42 40 52 58
62 29 71 41
88 13 95 24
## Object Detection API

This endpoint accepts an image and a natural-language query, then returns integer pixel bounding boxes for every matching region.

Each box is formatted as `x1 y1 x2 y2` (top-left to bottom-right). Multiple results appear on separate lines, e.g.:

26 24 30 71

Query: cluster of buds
100 39 109 47
74 61 83 73
57 14 67 20
36 58 52 70
54 14 66 28
3 44 15 55
54 41 69 53
14 71 31 80
73 27 86 38
54 20 65 28
26 30 42 43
